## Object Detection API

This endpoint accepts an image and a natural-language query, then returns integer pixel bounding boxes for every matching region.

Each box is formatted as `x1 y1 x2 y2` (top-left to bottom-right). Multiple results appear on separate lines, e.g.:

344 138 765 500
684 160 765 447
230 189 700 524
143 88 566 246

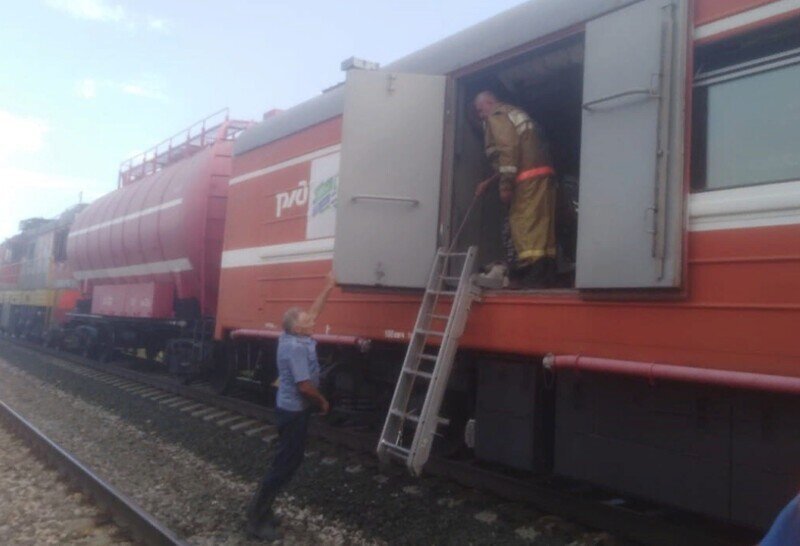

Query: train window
693 19 800 191
53 229 68 262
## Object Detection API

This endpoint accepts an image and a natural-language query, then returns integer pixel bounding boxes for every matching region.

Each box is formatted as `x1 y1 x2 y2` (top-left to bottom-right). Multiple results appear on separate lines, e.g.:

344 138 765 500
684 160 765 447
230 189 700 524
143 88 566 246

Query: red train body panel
218 0 800 376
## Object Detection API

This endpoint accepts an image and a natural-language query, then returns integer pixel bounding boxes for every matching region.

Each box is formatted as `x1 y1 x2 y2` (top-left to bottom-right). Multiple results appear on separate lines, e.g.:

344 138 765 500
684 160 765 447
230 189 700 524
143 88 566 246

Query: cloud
119 81 167 101
0 167 96 191
75 78 97 99
0 111 49 162
147 17 170 33
44 0 171 33
0 168 102 240
73 77 168 102
0 109 103 240
44 0 125 23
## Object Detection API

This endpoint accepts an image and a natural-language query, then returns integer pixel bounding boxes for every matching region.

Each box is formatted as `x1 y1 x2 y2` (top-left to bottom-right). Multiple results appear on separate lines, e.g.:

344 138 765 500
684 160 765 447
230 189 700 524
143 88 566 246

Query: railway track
0 336 755 546
0 393 185 546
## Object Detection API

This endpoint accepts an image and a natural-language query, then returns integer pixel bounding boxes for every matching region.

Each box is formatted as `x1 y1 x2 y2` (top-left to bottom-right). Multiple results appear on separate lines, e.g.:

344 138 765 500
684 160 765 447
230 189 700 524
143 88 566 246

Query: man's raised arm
307 270 336 321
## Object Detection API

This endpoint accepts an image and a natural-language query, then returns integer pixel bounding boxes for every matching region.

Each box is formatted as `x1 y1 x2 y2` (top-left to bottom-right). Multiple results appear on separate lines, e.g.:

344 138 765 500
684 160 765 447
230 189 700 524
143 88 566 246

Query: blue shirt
762 493 800 546
276 333 320 411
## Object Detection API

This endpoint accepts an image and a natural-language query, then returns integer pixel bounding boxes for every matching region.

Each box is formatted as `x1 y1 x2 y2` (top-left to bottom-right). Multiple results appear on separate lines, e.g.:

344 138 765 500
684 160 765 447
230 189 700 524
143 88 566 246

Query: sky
0 0 526 241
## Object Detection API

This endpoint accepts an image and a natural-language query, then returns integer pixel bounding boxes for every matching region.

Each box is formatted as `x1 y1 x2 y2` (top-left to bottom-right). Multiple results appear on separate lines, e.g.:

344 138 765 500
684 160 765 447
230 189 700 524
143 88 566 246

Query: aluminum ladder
377 245 479 475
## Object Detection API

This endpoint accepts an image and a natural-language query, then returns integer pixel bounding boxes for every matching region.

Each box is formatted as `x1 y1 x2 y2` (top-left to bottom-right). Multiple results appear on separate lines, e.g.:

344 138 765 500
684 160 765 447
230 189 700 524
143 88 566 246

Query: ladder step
418 354 438 363
404 368 433 379
379 439 410 455
429 314 450 321
416 329 445 337
430 290 456 296
390 409 450 426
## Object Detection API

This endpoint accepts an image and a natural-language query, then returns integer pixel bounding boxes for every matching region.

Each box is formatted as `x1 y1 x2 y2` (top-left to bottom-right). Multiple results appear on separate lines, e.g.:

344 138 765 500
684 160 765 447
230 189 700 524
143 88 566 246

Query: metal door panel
576 0 686 288
334 70 447 288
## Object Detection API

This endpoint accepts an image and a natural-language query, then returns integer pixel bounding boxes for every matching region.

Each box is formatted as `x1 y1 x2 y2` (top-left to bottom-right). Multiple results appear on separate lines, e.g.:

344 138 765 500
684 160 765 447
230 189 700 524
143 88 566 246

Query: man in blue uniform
246 272 335 541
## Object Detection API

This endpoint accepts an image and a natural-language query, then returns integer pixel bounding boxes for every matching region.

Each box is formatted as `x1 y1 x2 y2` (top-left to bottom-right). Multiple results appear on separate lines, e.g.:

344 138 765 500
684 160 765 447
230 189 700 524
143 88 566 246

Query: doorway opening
449 34 584 290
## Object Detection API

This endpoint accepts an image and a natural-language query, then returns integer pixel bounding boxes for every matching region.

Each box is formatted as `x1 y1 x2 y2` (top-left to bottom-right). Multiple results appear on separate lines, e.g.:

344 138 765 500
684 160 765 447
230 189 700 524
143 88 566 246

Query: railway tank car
215 0 800 531
63 110 249 373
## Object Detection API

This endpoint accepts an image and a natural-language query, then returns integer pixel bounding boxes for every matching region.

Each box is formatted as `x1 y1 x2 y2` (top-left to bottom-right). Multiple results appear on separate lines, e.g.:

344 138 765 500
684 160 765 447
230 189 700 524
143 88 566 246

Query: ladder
377 245 479 475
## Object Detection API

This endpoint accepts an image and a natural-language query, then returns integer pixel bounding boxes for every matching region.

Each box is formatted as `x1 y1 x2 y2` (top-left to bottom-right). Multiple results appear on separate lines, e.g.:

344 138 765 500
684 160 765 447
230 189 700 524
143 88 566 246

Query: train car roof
235 0 636 156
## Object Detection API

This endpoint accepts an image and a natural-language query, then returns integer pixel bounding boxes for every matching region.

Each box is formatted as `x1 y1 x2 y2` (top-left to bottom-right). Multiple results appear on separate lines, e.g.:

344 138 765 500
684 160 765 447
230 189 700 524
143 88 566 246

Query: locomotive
0 206 85 340
25 0 800 531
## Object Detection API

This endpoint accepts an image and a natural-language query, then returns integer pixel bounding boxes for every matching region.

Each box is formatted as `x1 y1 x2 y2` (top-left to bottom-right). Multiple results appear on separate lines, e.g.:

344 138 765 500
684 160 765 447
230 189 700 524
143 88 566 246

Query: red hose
543 354 800 394
229 328 370 353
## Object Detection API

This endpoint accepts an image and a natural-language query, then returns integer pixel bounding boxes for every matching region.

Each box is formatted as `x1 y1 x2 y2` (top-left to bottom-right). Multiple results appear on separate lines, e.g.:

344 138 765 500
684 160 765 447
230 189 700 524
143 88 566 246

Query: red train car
64 110 249 368
217 0 799 529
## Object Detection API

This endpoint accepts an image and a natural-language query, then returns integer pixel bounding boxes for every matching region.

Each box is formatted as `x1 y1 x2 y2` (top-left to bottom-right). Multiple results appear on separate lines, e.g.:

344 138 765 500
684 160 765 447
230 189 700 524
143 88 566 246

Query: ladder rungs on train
377 246 479 476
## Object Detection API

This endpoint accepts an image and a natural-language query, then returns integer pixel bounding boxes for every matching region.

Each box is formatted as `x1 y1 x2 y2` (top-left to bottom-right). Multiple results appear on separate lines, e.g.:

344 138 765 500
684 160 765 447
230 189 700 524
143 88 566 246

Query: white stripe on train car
694 0 800 40
73 257 193 281
68 199 184 238
688 180 800 232
229 144 341 186
221 238 334 269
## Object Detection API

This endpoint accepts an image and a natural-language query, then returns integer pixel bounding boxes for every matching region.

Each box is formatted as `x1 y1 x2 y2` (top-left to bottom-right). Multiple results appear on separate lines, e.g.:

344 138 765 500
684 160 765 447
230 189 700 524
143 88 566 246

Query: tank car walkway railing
118 108 250 187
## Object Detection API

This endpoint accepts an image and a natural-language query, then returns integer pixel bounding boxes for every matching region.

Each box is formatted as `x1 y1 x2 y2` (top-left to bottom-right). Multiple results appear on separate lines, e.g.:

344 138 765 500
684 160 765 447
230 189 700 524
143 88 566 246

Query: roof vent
340 56 380 71
262 109 283 121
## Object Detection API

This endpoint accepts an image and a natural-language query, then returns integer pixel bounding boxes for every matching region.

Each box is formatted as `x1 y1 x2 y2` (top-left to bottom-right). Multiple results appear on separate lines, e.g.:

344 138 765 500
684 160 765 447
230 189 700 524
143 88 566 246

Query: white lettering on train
275 180 309 218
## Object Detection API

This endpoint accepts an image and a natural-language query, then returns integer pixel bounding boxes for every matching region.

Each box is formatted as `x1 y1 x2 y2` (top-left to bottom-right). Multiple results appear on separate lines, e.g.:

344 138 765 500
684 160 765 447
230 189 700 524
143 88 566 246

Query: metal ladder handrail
377 245 479 475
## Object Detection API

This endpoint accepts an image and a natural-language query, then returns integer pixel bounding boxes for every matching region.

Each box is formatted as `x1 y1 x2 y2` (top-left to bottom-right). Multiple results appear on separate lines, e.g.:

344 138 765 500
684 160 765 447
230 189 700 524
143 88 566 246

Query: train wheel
80 342 97 360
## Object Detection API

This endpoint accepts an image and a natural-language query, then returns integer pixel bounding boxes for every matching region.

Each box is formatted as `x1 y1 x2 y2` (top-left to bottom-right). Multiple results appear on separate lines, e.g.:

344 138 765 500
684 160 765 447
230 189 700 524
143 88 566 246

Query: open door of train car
334 69 447 289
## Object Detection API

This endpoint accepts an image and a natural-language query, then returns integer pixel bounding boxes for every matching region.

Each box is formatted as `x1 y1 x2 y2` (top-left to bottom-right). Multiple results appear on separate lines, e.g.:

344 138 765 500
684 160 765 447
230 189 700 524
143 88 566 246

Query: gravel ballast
0 419 132 545
0 341 620 545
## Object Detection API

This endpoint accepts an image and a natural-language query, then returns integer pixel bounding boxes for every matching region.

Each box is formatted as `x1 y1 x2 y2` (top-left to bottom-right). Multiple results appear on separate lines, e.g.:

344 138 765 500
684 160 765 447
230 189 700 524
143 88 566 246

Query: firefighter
473 91 556 288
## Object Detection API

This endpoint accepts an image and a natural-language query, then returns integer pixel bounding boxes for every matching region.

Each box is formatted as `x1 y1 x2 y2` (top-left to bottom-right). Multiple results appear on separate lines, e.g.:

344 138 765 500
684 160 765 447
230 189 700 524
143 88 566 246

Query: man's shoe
246 520 283 542
518 259 552 289
473 262 509 289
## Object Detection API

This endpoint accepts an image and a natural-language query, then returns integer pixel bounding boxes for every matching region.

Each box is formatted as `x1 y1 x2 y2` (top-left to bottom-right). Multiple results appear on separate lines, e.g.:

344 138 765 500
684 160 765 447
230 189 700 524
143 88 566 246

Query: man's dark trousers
247 408 310 527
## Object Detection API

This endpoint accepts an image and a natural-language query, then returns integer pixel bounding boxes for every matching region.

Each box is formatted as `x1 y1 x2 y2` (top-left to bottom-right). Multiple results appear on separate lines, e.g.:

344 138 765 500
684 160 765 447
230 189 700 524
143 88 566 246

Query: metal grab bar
582 87 658 111
351 194 420 206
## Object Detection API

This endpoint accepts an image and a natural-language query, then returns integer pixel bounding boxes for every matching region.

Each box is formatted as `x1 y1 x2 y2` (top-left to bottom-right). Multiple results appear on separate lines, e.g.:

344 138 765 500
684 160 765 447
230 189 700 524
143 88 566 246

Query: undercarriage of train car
53 297 216 381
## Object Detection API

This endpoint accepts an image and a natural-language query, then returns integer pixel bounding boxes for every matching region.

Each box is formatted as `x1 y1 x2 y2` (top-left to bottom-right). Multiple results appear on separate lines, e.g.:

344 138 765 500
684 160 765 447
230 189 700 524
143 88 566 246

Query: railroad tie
138 388 163 398
244 423 275 436
229 419 259 431
202 410 230 421
191 407 217 418
127 386 154 394
216 415 245 427
180 403 206 413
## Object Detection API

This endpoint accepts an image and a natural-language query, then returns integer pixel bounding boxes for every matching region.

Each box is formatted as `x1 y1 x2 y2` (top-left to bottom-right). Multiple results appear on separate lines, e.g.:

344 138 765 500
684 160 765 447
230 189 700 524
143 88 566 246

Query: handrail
351 194 420 206
118 108 250 188
582 87 658 111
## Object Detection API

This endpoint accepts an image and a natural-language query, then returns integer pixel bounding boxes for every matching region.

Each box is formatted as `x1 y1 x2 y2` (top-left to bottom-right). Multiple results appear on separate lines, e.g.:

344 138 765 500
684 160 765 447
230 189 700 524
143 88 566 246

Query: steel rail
0 337 754 546
0 396 186 546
